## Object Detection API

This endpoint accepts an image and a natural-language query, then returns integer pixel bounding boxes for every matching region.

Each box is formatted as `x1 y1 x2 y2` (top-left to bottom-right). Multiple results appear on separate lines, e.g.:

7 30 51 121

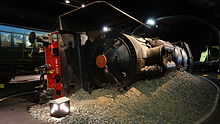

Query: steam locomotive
30 30 192 95
28 1 193 99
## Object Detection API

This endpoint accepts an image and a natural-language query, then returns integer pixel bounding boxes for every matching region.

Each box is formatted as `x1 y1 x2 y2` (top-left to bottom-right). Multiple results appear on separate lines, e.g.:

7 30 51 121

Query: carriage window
1 32 11 47
24 35 32 48
13 34 23 47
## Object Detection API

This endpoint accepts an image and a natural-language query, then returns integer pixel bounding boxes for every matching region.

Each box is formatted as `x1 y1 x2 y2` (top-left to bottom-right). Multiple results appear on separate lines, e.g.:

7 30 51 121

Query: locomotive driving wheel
89 32 137 88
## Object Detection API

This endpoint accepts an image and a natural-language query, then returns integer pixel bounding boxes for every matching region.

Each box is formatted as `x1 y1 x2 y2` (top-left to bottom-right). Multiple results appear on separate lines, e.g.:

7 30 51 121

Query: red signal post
45 32 63 98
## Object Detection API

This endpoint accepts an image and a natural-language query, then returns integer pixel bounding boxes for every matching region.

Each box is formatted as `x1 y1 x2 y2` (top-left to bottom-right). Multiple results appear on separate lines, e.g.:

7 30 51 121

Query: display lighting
102 26 111 32
146 18 156 26
49 97 70 118
65 0 70 4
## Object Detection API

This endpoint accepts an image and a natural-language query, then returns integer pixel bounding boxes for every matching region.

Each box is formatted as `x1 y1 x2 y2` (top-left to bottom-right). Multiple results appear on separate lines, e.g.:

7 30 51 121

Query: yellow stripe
217 75 220 79
48 70 55 74
202 74 209 77
0 84 5 88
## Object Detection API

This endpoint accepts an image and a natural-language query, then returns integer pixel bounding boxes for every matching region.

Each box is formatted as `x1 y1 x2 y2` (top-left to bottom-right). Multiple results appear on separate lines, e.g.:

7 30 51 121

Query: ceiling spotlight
65 0 70 4
146 18 156 26
81 4 85 8
102 26 110 32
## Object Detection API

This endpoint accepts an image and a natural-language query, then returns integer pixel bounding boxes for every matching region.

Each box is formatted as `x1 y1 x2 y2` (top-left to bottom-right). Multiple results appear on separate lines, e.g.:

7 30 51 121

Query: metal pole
74 34 83 88
218 31 220 79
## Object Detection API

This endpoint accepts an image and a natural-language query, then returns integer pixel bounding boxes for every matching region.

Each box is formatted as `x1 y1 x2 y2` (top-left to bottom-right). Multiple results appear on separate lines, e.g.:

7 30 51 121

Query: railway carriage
0 25 45 85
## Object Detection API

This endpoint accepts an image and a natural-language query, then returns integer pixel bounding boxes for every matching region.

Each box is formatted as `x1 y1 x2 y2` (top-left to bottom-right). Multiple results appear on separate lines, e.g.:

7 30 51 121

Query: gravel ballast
29 71 219 124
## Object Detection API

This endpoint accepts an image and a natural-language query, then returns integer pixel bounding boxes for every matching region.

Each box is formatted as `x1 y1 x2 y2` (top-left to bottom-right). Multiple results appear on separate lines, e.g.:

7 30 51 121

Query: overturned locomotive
88 32 192 88
31 1 193 99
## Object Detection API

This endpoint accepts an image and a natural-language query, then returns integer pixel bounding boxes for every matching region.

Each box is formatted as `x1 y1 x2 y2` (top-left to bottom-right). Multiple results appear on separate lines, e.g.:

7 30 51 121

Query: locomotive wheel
89 32 137 88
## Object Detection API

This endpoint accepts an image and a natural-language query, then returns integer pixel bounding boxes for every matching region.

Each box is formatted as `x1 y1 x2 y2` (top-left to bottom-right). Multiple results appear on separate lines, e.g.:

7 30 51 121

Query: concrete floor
0 77 46 124
0 97 46 124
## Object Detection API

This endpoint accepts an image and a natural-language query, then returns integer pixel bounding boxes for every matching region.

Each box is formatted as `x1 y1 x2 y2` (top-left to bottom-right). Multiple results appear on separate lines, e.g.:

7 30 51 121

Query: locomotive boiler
87 31 192 88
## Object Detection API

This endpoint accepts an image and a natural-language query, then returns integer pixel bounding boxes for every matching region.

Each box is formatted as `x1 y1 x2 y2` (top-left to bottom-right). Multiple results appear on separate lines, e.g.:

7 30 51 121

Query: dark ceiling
0 0 220 31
